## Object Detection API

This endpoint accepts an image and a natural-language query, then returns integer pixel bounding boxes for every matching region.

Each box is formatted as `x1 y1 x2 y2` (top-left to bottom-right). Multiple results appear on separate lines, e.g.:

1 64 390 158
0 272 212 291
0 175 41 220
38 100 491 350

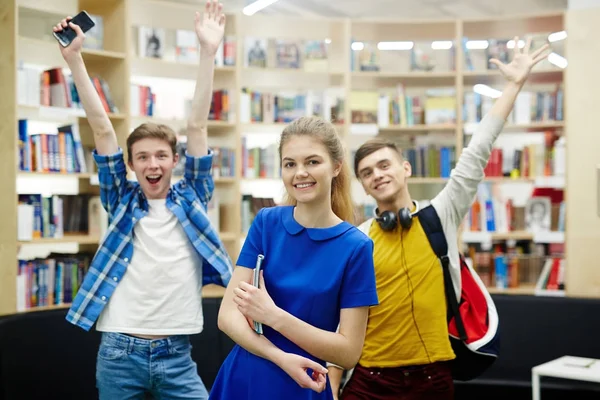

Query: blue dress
209 206 379 399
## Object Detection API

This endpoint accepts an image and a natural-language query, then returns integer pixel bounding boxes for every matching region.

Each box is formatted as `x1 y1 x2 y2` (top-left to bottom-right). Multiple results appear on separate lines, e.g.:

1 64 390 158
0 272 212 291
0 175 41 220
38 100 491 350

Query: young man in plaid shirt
54 1 232 399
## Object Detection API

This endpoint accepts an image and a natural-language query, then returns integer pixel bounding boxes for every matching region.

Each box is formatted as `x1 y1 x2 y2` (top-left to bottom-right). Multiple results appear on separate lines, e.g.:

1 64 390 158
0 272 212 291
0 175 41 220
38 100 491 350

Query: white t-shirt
96 198 204 335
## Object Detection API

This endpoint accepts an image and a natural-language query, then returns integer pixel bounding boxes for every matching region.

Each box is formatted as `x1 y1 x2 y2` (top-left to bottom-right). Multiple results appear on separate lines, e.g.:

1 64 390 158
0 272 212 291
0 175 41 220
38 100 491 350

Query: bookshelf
3 0 596 316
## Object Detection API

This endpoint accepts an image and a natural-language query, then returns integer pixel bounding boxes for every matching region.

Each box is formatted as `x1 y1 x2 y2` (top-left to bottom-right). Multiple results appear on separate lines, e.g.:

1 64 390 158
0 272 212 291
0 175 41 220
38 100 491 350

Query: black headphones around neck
374 201 420 231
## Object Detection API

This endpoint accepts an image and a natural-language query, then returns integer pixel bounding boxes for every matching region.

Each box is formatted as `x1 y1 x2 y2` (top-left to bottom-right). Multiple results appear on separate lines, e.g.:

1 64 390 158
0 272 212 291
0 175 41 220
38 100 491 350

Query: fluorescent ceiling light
325 38 332 44
351 41 364 51
548 30 567 42
473 84 502 99
243 0 280 16
507 39 525 49
548 52 568 69
431 41 453 50
466 40 488 50
377 41 414 51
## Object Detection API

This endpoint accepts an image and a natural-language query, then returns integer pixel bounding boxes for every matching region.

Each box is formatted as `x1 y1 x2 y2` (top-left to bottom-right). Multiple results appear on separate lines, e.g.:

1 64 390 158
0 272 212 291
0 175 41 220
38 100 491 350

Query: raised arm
432 36 550 225
186 0 224 157
53 17 118 155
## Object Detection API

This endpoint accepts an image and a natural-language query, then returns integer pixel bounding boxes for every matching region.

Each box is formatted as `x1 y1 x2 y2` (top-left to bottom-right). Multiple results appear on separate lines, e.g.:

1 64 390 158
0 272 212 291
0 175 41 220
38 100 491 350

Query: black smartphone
53 10 95 47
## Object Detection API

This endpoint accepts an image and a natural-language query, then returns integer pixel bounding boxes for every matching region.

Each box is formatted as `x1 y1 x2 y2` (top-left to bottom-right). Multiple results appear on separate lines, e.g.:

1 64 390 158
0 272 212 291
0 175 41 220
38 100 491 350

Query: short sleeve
340 238 379 309
236 208 265 269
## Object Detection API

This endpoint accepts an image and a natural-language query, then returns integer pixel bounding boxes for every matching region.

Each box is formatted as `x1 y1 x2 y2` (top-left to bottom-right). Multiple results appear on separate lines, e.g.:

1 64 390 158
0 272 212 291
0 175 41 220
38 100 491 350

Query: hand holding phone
52 11 95 48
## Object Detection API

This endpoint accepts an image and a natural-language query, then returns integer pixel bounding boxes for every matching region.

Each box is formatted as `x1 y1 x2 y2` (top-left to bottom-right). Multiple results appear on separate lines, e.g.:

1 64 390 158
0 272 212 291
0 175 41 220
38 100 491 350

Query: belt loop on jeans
127 337 134 354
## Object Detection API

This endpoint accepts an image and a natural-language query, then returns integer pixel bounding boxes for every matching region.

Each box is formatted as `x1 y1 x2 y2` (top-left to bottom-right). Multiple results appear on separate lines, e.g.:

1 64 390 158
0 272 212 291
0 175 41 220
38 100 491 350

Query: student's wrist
65 52 84 67
502 81 524 94
267 306 287 332
199 47 217 60
266 346 287 366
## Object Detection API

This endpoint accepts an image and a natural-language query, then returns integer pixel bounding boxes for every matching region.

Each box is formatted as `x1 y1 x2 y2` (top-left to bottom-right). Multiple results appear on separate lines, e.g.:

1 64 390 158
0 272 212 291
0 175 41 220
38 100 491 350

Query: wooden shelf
488 287 536 295
130 115 235 131
351 70 456 87
17 172 95 179
18 37 125 68
379 124 457 133
18 234 101 245
464 120 564 135
352 71 456 79
463 68 563 84
81 48 127 61
462 231 535 242
462 230 565 244
409 177 449 184
219 232 237 241
18 104 125 121
18 283 228 313
487 287 566 297
482 176 565 188
131 57 235 81
18 303 72 314
504 121 565 130
243 66 344 76
214 177 236 184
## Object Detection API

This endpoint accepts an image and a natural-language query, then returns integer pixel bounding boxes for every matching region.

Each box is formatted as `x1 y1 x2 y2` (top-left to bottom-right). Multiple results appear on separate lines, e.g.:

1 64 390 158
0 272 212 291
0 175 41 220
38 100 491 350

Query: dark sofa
1 295 599 399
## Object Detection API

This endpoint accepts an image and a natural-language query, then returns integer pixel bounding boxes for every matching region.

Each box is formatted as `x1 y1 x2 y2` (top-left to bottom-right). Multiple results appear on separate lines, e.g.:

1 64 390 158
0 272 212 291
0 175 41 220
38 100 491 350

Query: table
532 355 600 400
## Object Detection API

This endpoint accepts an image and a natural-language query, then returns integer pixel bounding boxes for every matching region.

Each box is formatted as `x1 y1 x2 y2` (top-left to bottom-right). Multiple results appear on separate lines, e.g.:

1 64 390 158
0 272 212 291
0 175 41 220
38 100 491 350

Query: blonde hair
279 116 354 224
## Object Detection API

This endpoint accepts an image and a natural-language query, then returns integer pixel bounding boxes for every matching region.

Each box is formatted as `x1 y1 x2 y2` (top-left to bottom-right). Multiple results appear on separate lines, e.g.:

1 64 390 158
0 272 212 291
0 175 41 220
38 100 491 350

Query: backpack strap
417 203 468 341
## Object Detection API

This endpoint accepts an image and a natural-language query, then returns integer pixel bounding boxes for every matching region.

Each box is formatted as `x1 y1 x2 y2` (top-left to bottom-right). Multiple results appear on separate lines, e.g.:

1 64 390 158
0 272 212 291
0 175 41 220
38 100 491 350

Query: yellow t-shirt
358 215 456 368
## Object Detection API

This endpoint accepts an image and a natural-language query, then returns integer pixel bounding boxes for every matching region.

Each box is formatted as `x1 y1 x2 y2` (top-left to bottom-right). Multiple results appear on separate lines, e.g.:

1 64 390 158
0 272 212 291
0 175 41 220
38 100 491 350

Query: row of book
243 38 329 72
464 86 564 125
16 253 92 311
240 88 345 125
350 144 457 179
464 242 564 291
352 34 554 73
241 195 277 234
352 86 456 127
172 142 235 178
131 87 232 123
18 66 117 114
464 184 566 234
17 194 106 241
138 26 236 67
241 140 280 179
242 141 455 180
483 133 565 179
17 120 92 174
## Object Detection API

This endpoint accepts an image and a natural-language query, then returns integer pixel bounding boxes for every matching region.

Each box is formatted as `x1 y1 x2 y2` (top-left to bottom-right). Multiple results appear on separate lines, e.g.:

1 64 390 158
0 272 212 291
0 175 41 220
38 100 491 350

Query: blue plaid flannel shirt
66 148 233 331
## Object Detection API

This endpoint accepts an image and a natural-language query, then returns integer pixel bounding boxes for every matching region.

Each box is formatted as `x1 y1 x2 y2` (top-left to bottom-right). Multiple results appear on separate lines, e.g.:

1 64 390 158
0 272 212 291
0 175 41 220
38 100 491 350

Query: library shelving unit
2 0 131 316
3 0 595 316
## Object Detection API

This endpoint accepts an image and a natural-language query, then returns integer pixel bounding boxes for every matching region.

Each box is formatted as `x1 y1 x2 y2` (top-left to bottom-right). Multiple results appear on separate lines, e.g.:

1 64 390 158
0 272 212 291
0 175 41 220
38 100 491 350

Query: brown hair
126 123 178 162
279 116 354 224
354 138 403 178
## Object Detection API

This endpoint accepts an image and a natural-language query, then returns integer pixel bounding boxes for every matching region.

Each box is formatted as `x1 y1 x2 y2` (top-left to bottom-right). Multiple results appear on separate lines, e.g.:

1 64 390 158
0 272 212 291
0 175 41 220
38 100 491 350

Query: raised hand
195 0 226 56
490 36 550 86
52 17 85 62
276 352 328 393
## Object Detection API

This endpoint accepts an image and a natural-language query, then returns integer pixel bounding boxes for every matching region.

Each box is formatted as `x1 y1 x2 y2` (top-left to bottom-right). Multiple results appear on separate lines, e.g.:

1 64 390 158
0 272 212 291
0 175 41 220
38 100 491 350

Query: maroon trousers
340 362 454 400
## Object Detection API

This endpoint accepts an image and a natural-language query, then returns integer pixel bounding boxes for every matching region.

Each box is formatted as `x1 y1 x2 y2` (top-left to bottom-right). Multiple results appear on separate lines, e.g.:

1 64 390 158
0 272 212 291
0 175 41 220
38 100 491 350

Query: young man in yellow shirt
329 37 550 400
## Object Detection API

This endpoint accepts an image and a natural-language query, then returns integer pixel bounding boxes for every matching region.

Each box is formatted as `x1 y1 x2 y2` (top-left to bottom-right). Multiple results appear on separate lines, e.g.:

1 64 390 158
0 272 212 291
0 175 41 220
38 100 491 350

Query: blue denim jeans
96 332 209 400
